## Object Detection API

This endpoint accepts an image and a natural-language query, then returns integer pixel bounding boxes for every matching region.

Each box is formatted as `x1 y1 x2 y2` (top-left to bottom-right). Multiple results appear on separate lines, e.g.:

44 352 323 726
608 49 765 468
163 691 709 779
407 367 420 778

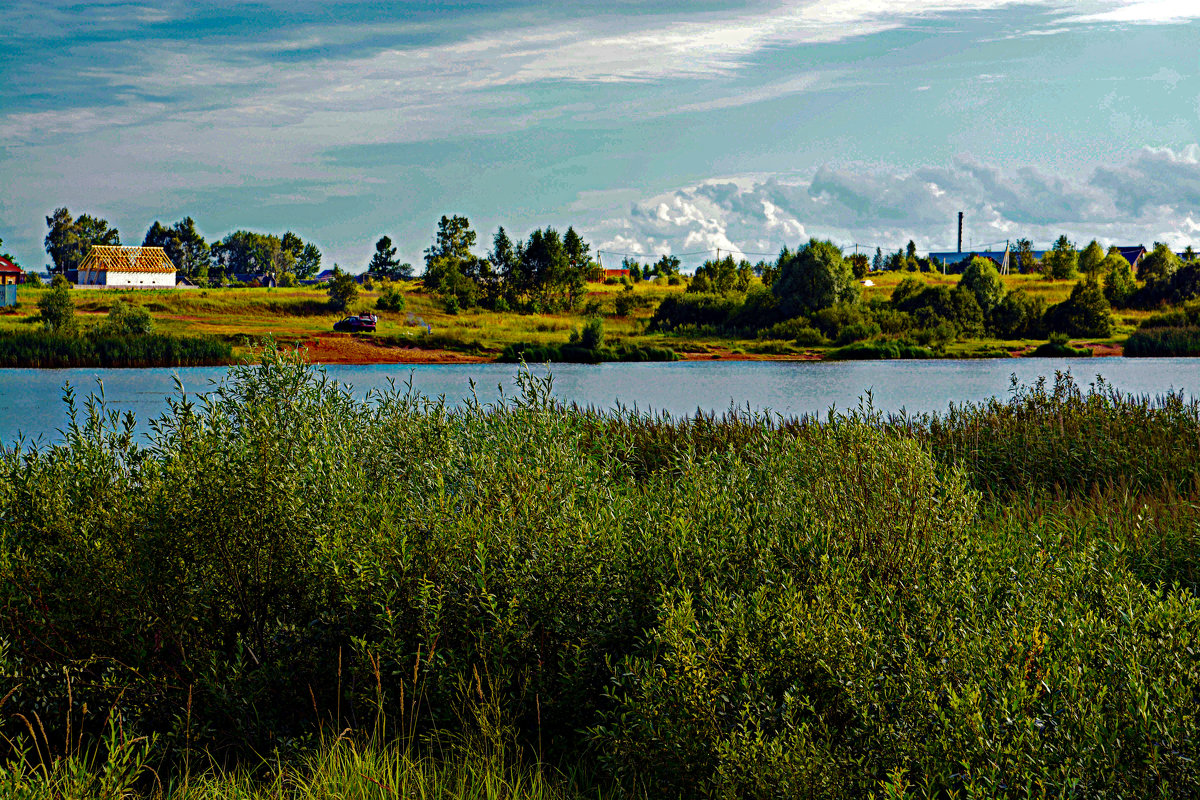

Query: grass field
0 270 1137 363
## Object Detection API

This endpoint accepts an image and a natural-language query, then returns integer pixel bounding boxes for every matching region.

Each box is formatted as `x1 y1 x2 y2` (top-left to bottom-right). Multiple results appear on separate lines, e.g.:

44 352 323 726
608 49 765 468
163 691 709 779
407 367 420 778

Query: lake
3 357 1200 446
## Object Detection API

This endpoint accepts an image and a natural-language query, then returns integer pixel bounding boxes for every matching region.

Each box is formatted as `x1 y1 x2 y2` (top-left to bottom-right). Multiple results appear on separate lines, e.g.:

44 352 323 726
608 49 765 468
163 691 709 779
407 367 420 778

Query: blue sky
1 0 1197 273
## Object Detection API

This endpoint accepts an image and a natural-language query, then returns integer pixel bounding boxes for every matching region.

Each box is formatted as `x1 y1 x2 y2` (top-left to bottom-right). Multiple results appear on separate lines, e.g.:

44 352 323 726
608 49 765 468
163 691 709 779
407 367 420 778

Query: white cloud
1063 0 1200 24
602 145 1200 259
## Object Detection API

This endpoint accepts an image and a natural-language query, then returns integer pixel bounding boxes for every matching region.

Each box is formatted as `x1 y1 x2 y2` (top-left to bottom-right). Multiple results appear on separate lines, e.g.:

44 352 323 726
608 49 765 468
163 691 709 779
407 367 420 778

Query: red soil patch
678 347 823 362
297 333 492 365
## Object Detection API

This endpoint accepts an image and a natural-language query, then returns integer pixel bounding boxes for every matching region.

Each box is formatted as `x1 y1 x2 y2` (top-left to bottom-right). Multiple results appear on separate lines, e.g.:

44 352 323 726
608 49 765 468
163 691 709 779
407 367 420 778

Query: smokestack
957 212 964 253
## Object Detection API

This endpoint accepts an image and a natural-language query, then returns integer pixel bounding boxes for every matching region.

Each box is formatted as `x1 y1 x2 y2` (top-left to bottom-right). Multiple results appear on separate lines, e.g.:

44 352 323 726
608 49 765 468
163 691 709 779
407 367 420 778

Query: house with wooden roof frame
76 246 177 288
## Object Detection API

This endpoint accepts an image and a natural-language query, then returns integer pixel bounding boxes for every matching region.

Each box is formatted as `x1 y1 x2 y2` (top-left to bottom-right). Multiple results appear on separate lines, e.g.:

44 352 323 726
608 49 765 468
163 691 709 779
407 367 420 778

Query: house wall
93 271 177 288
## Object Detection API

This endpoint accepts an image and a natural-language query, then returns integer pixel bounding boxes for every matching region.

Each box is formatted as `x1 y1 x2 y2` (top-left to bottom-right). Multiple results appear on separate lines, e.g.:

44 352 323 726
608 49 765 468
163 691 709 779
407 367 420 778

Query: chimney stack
957 212 964 253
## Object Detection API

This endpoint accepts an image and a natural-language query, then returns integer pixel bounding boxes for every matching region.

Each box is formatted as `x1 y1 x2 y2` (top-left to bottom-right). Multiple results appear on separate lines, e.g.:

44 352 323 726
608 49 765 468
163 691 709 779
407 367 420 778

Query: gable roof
79 246 176 274
1115 246 1147 268
0 256 20 274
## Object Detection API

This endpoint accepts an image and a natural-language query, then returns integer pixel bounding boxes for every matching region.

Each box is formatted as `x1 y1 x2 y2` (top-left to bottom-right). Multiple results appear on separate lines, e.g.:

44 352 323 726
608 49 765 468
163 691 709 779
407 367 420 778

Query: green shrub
1125 326 1200 357
376 284 406 312
1030 332 1092 357
826 341 934 359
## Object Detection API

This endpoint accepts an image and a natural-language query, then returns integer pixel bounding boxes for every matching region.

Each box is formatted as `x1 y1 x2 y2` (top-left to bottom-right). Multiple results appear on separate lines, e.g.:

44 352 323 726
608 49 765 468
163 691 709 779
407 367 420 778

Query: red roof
0 256 20 274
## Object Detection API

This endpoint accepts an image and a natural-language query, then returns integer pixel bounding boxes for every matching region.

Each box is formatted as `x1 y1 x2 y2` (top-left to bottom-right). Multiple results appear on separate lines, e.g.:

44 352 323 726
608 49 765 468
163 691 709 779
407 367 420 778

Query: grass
2 348 1200 797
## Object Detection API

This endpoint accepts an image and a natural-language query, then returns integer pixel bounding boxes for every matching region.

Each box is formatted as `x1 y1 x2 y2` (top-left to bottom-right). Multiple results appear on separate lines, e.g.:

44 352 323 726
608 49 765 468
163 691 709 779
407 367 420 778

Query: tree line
40 208 324 285
652 237 1135 347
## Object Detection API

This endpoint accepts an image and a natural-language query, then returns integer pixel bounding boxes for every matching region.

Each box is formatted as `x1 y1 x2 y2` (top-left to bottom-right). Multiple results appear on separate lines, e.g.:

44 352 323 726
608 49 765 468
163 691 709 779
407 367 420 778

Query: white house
76 246 177 288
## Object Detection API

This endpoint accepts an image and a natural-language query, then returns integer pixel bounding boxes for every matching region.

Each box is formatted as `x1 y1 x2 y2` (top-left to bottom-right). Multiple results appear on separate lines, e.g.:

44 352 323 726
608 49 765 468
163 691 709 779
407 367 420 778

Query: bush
613 293 635 317
991 289 1046 339
825 341 934 359
327 267 359 312
376 285 406 313
648 293 742 333
1030 332 1092 357
1125 326 1200 357
833 321 881 345
573 317 604 350
1044 280 1112 338
278 271 298 288
98 299 154 336
24 272 43 288
36 283 77 335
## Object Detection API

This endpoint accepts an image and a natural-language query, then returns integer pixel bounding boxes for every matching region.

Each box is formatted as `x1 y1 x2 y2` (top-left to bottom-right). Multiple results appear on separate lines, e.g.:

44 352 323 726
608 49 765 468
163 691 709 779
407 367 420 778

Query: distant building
603 268 630 279
305 269 338 285
928 248 1046 274
77 246 176 288
230 273 277 288
0 256 22 286
1115 246 1147 272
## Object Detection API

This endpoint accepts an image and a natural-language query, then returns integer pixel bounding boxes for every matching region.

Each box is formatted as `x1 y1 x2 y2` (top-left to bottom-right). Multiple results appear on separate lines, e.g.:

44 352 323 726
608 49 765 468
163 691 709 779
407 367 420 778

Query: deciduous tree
772 239 858 317
1042 235 1078 280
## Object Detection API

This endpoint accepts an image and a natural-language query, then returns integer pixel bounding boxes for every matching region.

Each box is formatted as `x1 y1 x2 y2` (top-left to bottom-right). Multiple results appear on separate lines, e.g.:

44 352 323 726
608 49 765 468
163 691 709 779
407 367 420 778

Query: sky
1 0 1198 273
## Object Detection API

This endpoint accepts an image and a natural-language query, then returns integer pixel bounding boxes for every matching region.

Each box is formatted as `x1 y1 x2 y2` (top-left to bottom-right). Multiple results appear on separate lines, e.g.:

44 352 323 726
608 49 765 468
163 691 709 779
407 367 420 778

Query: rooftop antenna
957 212 964 253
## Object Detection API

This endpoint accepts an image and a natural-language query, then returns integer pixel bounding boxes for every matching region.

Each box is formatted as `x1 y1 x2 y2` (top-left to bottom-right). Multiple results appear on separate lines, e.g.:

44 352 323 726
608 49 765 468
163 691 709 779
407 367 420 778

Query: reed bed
0 349 1198 798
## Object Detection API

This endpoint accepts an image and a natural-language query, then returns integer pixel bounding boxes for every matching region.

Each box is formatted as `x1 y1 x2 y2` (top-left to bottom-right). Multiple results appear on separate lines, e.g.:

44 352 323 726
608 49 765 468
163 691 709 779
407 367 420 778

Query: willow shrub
1 349 1199 798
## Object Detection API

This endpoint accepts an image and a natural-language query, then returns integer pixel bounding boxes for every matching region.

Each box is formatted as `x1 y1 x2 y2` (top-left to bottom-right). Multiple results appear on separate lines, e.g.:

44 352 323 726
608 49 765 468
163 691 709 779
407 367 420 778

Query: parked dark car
333 314 377 333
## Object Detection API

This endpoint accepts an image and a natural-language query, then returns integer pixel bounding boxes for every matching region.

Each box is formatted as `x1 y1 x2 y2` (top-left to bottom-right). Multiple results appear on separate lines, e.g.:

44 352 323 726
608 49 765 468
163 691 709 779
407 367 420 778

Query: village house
76 246 177 288
0 256 23 285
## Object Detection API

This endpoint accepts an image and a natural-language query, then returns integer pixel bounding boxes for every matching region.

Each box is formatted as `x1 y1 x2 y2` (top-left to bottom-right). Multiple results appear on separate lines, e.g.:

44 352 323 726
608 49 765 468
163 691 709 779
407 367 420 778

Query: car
333 314 377 333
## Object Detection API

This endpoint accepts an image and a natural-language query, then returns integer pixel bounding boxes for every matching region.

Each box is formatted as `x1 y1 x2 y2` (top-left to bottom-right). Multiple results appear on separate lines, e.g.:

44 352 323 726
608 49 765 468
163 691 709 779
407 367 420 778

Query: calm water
2 358 1199 446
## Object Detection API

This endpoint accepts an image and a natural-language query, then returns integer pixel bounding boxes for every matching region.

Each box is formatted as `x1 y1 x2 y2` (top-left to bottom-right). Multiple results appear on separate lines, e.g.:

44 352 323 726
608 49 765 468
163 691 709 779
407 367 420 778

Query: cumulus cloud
601 146 1200 261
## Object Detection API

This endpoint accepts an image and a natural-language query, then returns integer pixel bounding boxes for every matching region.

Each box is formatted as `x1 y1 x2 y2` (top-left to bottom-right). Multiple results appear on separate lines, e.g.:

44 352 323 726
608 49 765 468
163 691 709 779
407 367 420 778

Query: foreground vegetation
1 347 1199 797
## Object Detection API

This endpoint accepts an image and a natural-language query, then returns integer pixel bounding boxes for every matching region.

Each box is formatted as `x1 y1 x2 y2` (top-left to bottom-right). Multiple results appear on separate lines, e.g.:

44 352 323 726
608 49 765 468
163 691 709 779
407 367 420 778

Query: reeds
1 350 1198 797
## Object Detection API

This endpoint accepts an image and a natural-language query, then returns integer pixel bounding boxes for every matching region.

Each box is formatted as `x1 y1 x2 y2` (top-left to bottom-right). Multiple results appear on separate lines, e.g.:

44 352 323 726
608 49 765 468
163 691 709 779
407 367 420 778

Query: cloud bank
598 145 1200 262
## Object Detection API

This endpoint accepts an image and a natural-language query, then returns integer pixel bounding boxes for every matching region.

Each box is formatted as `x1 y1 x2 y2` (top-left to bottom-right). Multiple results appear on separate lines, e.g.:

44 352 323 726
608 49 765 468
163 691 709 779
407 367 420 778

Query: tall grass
0 330 233 367
1 349 1199 797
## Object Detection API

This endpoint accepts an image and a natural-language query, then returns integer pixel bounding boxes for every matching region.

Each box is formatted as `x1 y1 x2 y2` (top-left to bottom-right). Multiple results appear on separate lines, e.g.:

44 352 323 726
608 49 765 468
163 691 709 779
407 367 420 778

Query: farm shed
77 246 177 288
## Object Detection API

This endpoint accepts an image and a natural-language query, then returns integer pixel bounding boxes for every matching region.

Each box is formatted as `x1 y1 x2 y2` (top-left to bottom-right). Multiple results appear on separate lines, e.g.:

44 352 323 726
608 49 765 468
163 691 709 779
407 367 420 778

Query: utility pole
957 212 964 253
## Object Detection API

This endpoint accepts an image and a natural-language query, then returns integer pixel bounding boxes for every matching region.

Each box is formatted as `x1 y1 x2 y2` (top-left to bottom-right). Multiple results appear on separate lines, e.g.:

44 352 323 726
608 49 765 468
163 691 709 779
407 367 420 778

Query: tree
519 228 571 310
44 208 119 275
847 253 869 280
327 266 359 312
1078 240 1105 277
296 243 323 280
1015 238 1036 274
212 231 289 278
489 227 520 303
1138 242 1181 286
1042 235 1078 280
958 256 1005 315
367 236 406 281
991 289 1046 339
872 247 883 272
1101 252 1136 308
37 283 77 335
561 227 592 308
1044 279 1112 338
690 255 738 295
906 240 918 261
1184 245 1197 264
772 239 858 317
143 216 213 280
650 255 681 278
423 215 483 308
